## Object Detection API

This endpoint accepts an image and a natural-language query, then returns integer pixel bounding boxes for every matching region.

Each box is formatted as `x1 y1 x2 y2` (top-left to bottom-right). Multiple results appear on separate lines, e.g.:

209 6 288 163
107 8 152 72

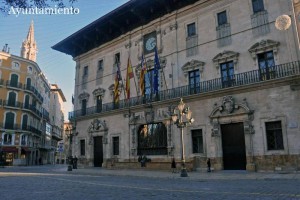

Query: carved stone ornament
209 96 255 136
213 51 239 70
221 96 235 114
248 39 280 60
181 60 205 77
78 92 90 101
93 88 105 97
87 119 108 145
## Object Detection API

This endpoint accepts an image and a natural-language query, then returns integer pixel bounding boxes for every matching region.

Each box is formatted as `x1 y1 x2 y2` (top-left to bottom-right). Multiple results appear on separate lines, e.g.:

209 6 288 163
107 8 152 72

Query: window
22 115 28 130
4 134 12 145
98 59 103 71
80 140 85 156
26 78 31 90
10 74 19 87
189 70 200 94
21 135 27 145
8 91 16 107
257 51 275 80
112 137 119 156
114 53 120 64
217 11 227 26
192 129 203 153
145 68 160 99
187 23 196 37
252 0 264 13
96 95 102 113
220 61 235 88
12 61 20 69
266 121 284 150
24 95 30 109
83 66 88 76
81 99 87 116
137 123 168 155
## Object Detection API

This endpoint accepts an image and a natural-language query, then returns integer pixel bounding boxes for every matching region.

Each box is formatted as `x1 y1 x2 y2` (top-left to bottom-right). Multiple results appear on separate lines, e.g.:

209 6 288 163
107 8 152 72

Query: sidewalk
55 165 300 180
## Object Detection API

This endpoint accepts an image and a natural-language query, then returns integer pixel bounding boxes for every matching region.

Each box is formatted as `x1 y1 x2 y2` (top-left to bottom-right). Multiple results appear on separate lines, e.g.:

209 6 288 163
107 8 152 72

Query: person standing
207 158 211 172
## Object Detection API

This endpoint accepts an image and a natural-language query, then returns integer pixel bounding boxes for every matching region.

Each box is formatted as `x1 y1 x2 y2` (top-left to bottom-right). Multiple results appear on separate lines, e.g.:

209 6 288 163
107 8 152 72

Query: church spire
21 20 37 62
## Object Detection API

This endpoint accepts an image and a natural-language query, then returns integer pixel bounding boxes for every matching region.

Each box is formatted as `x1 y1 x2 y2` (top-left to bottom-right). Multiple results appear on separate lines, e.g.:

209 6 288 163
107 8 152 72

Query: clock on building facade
143 31 157 54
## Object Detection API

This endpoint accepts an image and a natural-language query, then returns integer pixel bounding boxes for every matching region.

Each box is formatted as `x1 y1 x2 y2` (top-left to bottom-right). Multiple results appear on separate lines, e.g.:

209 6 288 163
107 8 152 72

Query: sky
0 0 129 120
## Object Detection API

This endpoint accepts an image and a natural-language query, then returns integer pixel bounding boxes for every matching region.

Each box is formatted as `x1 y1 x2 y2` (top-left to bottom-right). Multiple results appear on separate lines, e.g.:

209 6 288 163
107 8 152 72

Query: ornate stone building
53 0 300 171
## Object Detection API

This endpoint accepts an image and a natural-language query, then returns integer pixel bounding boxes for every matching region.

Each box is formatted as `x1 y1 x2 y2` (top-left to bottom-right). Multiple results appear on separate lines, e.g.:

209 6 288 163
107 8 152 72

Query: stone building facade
53 0 300 171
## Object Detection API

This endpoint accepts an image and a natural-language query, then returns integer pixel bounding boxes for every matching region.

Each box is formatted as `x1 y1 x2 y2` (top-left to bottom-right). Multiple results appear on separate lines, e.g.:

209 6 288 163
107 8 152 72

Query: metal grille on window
137 123 168 155
266 121 284 150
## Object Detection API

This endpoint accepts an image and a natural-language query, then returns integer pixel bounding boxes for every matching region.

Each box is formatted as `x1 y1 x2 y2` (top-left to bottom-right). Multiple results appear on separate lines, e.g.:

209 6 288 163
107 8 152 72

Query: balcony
24 85 44 103
0 79 4 86
6 80 23 90
3 100 22 109
22 104 43 118
0 123 42 135
69 61 300 120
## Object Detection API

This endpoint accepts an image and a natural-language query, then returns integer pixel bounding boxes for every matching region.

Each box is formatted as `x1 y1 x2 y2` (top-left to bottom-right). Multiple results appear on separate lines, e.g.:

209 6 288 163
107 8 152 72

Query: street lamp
0 138 4 168
65 125 73 171
171 98 194 177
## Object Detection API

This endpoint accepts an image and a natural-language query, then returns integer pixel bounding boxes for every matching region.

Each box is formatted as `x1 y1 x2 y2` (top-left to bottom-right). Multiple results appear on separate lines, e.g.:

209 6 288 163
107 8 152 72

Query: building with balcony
50 84 66 164
0 21 51 166
53 0 300 171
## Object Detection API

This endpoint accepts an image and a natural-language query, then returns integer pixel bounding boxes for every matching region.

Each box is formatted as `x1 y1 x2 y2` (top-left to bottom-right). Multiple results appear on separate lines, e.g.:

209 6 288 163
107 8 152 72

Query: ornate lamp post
171 98 194 177
65 125 74 171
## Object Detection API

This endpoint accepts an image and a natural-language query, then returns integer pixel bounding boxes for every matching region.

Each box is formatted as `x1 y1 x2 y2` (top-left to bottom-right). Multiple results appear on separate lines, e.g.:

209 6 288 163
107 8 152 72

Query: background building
0 21 65 166
53 0 300 171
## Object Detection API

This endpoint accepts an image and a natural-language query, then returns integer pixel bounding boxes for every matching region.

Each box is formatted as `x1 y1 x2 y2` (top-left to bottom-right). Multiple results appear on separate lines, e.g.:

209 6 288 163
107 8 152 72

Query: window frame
80 139 85 156
217 11 228 26
112 136 120 156
191 129 204 154
187 22 196 37
188 69 200 94
252 0 265 13
83 66 88 76
265 121 284 151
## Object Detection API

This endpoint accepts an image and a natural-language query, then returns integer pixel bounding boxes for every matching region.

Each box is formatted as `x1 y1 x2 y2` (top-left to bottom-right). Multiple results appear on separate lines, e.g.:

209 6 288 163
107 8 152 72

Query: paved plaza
0 165 299 200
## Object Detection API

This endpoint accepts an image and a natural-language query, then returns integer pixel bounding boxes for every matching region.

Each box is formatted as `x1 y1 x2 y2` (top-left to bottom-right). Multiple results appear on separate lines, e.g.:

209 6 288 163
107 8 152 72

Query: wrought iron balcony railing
69 61 300 120
6 80 23 89
24 85 44 102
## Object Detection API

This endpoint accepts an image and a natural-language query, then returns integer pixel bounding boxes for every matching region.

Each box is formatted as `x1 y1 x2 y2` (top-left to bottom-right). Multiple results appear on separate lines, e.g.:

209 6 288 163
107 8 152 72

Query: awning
21 147 31 152
1 147 18 153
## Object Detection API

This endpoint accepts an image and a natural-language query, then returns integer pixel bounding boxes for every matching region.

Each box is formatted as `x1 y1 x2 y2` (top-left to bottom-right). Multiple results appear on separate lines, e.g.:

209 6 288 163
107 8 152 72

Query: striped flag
153 47 160 93
125 57 134 99
113 63 121 103
139 54 147 96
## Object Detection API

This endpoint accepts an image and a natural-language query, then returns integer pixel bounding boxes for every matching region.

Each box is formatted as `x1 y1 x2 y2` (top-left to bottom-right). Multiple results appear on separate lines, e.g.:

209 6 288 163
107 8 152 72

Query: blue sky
0 0 129 120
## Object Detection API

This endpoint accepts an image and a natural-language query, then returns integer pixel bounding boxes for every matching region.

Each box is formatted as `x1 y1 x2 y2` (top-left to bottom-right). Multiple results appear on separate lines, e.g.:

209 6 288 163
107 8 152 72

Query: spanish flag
125 57 134 99
139 54 147 96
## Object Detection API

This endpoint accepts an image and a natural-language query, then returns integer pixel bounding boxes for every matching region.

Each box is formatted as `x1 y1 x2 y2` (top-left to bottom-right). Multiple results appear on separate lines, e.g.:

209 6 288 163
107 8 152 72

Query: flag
139 54 147 96
153 47 161 93
113 63 121 103
72 95 74 105
125 57 134 99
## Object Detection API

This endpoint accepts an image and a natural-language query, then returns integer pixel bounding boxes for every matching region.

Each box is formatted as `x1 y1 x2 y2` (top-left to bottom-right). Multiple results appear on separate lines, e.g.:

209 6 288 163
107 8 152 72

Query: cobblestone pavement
0 165 299 200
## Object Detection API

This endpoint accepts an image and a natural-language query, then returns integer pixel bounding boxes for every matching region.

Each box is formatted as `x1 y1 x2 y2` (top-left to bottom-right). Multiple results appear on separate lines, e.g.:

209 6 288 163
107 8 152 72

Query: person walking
171 157 176 173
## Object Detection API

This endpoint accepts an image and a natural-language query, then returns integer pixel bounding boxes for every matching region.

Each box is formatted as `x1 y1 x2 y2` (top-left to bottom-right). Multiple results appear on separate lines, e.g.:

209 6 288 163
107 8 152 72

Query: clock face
145 37 156 51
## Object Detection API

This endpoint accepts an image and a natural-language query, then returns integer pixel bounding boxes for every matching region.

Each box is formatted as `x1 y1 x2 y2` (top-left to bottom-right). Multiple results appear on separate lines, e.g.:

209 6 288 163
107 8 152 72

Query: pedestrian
207 158 211 172
171 157 176 173
73 156 78 169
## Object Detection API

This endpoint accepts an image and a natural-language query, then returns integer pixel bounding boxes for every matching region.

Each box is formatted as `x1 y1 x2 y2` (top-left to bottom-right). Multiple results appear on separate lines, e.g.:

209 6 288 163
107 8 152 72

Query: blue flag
153 47 160 93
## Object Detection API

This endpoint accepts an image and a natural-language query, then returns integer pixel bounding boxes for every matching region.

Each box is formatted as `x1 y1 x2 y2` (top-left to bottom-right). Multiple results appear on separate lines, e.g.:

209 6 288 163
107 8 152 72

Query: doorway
221 123 246 170
93 136 103 167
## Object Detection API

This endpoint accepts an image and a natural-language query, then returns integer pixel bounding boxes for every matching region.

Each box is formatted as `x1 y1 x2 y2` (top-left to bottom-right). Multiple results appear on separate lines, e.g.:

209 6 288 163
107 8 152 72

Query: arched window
24 95 30 109
4 133 13 145
137 122 168 155
8 91 16 106
5 112 15 129
10 74 19 87
26 78 31 90
22 115 28 130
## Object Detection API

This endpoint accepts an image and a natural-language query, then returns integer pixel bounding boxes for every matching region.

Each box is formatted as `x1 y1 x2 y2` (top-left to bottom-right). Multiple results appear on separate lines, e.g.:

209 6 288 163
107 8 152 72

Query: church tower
21 21 37 62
